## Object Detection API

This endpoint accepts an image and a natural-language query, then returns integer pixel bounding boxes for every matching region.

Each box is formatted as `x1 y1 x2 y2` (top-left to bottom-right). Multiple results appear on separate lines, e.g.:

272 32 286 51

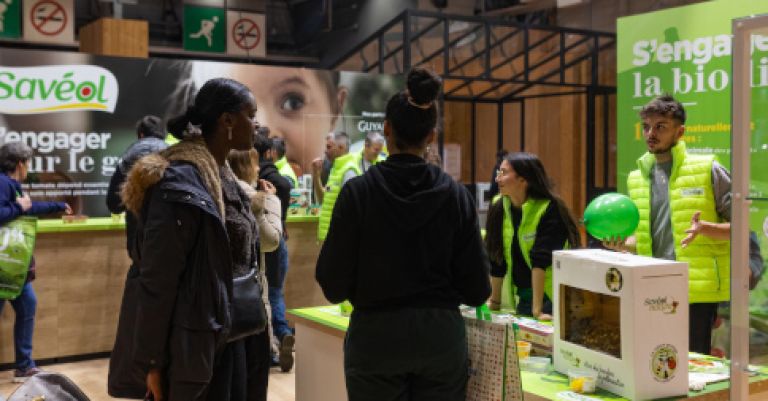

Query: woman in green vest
485 152 580 320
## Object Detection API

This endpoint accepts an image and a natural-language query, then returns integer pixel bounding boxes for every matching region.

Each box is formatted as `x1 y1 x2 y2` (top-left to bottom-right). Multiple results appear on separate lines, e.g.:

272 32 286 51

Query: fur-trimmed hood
120 138 225 217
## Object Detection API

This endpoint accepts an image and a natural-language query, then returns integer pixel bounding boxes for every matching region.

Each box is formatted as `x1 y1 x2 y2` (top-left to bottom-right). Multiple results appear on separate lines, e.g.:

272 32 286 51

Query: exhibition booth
1 0 768 400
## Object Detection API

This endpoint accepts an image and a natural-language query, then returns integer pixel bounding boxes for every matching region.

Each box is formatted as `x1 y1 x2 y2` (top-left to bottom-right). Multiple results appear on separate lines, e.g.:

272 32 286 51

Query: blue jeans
267 239 292 339
0 282 37 370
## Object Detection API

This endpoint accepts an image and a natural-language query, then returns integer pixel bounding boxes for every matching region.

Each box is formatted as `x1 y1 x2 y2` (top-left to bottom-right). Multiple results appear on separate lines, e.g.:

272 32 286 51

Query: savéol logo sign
0 65 118 114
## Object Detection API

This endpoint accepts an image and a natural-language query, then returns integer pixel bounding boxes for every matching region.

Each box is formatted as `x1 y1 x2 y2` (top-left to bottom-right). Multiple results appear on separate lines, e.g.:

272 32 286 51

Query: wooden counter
283 219 328 310
0 217 326 364
0 230 129 364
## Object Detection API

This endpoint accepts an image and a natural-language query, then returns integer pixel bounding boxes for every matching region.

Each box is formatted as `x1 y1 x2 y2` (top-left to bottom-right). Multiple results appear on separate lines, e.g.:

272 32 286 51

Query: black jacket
106 136 168 256
108 149 234 399
258 161 291 226
316 153 491 311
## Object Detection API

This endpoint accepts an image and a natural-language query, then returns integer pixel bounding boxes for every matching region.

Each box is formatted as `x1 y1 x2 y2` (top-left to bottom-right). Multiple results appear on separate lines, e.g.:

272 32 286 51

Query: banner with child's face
0 48 402 217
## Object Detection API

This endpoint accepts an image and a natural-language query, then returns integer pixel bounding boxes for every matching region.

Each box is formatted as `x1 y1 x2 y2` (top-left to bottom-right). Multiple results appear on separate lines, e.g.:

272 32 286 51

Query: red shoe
13 366 42 383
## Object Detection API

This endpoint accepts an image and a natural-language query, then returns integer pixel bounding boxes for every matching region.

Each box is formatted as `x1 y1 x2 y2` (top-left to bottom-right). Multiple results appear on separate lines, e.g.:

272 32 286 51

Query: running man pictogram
0 0 14 32
189 15 218 47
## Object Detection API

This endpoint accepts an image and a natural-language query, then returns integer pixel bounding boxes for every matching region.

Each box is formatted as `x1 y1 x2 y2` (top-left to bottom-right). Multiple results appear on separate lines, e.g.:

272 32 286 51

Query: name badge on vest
522 232 536 242
680 188 705 197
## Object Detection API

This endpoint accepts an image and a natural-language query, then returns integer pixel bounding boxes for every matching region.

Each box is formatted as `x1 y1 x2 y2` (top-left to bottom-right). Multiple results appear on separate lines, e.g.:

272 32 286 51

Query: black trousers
690 302 718 355
344 307 468 401
203 329 271 401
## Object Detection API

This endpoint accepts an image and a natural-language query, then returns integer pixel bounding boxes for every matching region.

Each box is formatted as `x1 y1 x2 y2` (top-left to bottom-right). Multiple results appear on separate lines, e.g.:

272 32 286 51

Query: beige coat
237 179 283 355
237 180 283 253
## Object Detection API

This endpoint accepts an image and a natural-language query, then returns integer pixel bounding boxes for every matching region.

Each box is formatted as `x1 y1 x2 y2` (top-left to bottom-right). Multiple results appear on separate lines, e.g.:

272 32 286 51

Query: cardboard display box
553 249 689 400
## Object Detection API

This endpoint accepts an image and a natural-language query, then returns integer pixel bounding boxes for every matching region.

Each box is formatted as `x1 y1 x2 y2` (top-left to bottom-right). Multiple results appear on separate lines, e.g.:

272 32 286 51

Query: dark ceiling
72 0 365 60
69 0 537 62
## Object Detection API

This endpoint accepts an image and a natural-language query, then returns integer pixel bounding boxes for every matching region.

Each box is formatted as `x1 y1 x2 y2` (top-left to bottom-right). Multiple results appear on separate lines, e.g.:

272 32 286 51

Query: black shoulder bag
228 269 268 342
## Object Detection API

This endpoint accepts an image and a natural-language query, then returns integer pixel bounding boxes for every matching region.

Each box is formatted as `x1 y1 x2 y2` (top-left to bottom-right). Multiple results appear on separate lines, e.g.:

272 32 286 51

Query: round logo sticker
605 267 623 292
651 344 678 382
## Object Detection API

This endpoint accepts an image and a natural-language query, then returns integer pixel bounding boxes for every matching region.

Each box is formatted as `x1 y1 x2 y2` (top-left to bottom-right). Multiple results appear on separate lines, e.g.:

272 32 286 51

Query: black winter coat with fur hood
108 139 235 399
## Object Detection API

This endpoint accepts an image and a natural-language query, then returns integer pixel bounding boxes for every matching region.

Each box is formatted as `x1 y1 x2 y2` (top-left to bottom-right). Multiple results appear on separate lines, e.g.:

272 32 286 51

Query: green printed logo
0 65 118 114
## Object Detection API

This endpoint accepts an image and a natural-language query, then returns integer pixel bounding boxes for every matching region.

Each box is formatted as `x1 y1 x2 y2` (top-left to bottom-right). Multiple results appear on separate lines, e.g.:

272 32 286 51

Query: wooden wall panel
441 57 613 222
475 103 499 185
79 18 149 58
502 102 522 153
443 101 472 182
444 94 591 220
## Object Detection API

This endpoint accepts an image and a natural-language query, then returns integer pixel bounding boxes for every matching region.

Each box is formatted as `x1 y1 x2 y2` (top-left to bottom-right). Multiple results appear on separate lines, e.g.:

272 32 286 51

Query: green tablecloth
289 305 768 400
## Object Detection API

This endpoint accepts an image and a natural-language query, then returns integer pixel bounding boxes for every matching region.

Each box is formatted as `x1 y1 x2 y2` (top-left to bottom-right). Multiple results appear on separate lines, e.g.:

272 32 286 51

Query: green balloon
583 193 640 240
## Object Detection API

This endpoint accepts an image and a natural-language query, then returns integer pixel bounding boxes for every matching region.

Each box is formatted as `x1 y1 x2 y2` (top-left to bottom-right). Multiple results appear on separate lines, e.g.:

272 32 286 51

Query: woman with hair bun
316 68 491 401
109 78 270 401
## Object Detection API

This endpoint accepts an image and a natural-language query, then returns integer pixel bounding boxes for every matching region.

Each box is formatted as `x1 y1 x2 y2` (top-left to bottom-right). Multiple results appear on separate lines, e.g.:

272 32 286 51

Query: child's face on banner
231 66 345 173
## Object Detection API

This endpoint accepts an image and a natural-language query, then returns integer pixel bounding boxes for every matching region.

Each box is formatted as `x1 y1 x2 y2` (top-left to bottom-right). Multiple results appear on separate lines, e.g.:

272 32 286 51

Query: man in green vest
312 132 350 205
272 137 299 189
605 95 731 354
357 131 386 173
317 134 365 241
317 132 388 241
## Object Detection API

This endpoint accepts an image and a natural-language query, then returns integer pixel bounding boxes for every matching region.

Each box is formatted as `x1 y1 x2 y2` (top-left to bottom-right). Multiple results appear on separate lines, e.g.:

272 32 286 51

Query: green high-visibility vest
275 156 298 188
353 149 386 172
494 195 555 310
627 141 729 303
318 153 362 241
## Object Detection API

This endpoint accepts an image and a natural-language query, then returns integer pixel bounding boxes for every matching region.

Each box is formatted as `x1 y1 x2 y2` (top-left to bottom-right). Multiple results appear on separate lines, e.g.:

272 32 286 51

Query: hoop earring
227 126 232 141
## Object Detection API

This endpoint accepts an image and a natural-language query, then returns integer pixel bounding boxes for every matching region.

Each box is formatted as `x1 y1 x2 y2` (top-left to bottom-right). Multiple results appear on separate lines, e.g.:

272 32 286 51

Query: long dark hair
167 78 252 140
484 152 580 265
385 67 442 150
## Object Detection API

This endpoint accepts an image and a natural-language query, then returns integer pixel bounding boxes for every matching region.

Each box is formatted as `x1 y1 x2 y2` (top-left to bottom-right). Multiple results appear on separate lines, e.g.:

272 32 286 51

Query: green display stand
288 306 768 400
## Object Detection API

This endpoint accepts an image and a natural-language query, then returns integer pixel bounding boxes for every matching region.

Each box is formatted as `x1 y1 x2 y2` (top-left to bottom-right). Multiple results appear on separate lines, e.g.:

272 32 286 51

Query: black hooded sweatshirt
316 153 491 311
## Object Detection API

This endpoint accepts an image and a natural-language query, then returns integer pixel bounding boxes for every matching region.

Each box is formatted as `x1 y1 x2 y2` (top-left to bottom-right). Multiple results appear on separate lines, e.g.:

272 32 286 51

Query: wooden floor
0 358 296 401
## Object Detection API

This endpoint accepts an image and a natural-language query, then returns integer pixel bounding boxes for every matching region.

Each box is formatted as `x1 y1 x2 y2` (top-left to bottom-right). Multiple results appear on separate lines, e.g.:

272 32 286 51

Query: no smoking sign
31 0 67 36
226 11 265 57
23 0 73 43
232 18 261 50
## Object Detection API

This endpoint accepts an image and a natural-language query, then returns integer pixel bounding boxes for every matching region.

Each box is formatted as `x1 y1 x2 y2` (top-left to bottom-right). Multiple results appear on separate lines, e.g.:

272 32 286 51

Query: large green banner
617 0 768 316
618 0 768 186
